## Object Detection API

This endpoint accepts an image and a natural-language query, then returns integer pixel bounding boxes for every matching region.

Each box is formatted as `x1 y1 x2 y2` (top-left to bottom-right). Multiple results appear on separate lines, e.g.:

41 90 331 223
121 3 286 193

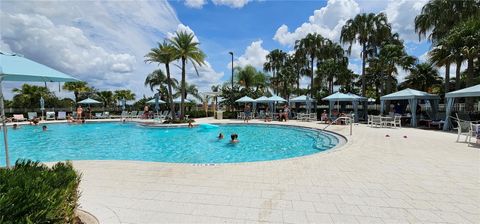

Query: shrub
0 160 81 224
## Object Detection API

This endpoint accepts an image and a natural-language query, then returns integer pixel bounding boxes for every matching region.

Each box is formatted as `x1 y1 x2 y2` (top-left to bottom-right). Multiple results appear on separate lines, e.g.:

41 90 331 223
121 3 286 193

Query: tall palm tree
415 0 479 90
144 69 178 104
377 43 416 94
263 49 287 94
63 81 91 102
235 65 266 91
295 33 326 94
145 41 179 120
340 13 391 96
291 50 308 91
170 31 206 119
401 63 443 92
174 82 202 102
429 45 453 93
97 91 114 107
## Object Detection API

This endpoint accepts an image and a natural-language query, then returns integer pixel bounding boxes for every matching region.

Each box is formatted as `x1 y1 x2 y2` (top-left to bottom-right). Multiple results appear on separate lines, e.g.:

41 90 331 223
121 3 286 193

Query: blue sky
1 0 445 100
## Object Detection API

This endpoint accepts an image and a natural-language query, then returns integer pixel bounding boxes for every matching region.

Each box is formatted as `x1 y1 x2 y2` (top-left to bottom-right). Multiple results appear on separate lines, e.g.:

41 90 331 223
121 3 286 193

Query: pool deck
72 118 479 224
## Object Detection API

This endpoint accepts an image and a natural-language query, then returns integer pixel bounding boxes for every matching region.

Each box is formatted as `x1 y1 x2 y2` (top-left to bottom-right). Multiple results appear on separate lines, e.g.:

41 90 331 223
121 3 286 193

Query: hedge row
0 160 81 224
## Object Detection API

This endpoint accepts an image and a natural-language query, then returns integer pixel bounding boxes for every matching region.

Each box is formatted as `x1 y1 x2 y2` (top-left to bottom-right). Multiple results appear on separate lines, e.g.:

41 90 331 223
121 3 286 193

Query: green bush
0 160 81 224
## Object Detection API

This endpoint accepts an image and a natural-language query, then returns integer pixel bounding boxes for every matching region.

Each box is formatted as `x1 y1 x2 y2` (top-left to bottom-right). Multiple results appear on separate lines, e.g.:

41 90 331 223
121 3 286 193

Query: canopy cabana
380 88 440 127
290 95 316 113
147 98 166 104
0 52 79 167
78 98 101 105
443 84 480 131
322 92 366 122
235 96 255 103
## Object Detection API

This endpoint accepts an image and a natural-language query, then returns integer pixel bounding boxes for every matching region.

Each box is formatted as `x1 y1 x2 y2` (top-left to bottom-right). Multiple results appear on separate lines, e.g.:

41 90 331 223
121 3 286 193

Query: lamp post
229 51 233 89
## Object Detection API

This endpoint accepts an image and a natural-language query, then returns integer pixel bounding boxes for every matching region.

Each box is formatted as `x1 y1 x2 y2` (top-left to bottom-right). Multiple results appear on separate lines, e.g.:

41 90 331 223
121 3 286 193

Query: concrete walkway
74 118 479 224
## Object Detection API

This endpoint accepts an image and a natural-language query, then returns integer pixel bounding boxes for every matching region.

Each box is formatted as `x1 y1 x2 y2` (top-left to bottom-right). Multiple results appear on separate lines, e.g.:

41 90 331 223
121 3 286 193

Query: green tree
170 31 206 119
295 33 326 94
113 90 135 101
174 82 202 102
377 43 416 94
429 45 454 93
62 81 91 102
144 69 178 104
145 41 179 119
340 12 392 96
401 63 443 93
97 91 114 107
263 49 287 94
12 84 55 109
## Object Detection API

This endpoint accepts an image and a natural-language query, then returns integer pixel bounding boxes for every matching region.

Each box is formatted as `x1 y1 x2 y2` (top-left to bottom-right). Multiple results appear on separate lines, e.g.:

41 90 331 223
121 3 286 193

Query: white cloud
185 0 207 8
384 0 429 43
167 24 200 43
229 40 269 69
273 0 360 47
0 1 180 99
212 0 250 8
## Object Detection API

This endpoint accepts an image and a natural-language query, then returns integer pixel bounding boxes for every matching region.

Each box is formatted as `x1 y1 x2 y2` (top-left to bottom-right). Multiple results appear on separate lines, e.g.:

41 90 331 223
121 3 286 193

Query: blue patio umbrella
77 97 101 105
0 52 79 167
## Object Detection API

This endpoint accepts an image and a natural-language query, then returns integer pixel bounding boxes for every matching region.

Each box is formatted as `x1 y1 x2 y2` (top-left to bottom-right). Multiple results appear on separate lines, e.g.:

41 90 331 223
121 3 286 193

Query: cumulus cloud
185 0 207 8
212 0 250 8
0 1 180 99
229 40 269 69
384 0 429 42
273 0 360 46
167 24 200 43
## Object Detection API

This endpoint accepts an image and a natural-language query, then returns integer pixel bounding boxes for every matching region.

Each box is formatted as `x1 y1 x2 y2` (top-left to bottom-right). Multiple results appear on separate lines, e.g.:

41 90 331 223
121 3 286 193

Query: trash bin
215 111 223 119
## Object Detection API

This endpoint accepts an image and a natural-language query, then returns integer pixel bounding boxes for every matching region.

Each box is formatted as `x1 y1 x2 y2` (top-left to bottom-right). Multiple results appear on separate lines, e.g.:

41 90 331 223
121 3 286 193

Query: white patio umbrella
235 96 255 103
173 97 192 104
0 52 79 167
146 98 166 104
77 97 101 105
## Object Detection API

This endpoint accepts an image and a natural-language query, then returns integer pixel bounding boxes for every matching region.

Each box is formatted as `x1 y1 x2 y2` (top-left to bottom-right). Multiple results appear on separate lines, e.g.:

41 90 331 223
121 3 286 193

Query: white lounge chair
468 123 479 146
385 115 401 128
103 112 110 119
129 111 138 119
371 116 382 128
27 112 38 120
57 111 67 120
12 114 27 122
308 113 317 122
94 112 103 119
46 111 56 120
237 112 245 120
455 119 471 142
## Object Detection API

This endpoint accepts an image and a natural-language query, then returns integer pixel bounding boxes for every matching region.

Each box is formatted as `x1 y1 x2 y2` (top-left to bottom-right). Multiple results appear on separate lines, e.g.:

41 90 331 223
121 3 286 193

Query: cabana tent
322 92 367 122
290 95 316 113
443 84 480 131
380 88 440 127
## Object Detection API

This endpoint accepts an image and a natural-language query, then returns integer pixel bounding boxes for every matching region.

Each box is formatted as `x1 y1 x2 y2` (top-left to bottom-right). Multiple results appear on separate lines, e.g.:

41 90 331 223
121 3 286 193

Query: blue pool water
0 122 340 165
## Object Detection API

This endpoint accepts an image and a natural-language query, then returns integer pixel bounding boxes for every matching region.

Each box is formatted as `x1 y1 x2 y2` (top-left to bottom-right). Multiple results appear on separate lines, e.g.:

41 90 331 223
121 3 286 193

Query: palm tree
170 31 206 119
295 33 326 94
415 0 479 90
144 69 178 104
12 84 54 108
340 13 391 96
97 91 114 107
174 82 202 102
377 43 416 94
235 65 267 91
113 90 135 101
401 63 443 92
275 64 297 100
63 81 91 102
145 41 179 120
291 51 308 91
429 45 453 93
263 49 287 93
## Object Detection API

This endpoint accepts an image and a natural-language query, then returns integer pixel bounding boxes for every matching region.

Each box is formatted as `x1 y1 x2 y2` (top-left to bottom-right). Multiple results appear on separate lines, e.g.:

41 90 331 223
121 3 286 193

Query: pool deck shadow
72 118 479 224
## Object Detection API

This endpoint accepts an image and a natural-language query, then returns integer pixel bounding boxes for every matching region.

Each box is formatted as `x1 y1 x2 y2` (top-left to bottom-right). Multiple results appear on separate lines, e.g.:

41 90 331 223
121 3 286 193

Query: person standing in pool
42 125 48 131
244 104 251 123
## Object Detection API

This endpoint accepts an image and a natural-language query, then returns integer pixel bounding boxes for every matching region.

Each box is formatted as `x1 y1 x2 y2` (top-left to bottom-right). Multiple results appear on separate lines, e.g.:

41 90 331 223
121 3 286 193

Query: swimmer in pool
230 133 239 143
42 125 48 131
218 133 224 139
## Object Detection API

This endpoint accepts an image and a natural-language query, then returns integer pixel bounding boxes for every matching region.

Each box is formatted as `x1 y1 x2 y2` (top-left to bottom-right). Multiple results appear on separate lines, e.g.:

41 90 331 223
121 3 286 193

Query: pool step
307 133 338 150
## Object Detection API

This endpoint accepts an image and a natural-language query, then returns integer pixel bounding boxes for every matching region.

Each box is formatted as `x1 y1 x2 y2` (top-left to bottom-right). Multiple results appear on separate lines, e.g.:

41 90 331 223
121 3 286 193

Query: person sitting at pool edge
218 133 224 139
13 124 19 129
42 125 48 131
188 120 193 128
230 133 239 143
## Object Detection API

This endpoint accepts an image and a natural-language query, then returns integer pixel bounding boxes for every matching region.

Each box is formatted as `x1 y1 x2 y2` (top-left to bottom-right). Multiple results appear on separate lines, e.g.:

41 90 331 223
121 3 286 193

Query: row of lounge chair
119 111 173 120
8 111 112 122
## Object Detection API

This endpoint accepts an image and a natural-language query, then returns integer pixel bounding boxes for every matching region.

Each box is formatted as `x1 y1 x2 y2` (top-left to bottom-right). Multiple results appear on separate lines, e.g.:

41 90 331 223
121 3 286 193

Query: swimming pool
0 122 341 165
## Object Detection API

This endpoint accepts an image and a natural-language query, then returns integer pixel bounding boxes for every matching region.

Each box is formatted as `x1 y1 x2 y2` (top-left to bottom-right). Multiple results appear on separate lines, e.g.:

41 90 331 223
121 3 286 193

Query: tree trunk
361 43 367 96
180 57 186 120
465 57 475 110
444 63 450 93
74 91 79 103
455 59 462 90
165 63 175 121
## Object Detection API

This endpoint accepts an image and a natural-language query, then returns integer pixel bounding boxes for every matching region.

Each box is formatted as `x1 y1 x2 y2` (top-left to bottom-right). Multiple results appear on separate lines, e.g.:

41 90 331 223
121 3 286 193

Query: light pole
229 51 233 89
